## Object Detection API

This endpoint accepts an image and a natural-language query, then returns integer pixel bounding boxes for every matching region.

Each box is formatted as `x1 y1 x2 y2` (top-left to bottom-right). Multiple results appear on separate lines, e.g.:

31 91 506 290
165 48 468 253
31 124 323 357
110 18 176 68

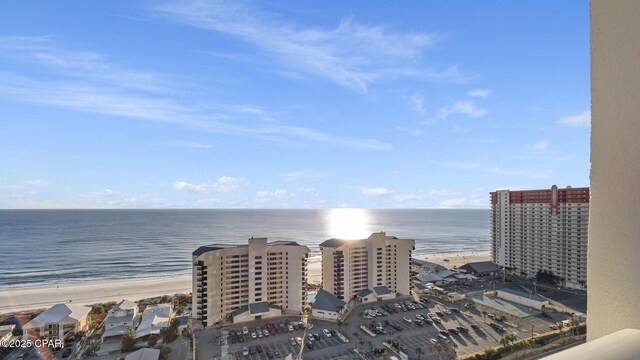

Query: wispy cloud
393 189 459 202
559 110 590 127
445 162 480 170
410 93 426 115
0 36 392 151
467 89 492 98
361 187 392 196
534 140 549 151
152 1 458 92
24 179 49 186
280 171 326 181
158 140 213 149
395 126 423 136
173 176 248 193
439 100 487 118
257 188 291 199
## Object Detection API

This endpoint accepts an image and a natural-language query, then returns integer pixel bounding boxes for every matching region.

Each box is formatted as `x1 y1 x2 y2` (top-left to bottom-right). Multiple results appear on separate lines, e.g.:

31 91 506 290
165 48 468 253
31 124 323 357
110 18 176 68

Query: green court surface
467 294 540 318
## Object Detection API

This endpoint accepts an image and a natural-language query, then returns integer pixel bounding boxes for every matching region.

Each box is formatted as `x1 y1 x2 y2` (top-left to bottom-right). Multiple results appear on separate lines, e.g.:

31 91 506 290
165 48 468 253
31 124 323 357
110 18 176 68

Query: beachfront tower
192 238 309 326
490 185 590 289
319 232 415 300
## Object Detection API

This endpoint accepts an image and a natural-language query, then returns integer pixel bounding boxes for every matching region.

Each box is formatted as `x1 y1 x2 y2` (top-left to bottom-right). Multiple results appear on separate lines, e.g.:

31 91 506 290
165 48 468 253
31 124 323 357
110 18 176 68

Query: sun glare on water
325 208 373 240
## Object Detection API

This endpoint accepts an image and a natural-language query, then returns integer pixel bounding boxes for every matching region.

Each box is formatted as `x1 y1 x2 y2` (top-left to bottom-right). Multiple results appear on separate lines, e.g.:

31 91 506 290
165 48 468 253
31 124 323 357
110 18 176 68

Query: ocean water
0 209 489 289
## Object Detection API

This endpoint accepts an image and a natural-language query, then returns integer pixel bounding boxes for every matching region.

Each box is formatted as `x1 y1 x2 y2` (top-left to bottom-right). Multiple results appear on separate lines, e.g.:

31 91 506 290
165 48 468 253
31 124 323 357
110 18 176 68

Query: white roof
24 304 91 328
136 304 171 338
125 348 160 360
112 299 137 312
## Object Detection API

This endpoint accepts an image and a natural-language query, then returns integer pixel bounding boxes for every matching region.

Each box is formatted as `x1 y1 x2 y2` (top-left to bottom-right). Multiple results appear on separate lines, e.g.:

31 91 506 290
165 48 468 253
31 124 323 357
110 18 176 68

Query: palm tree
568 316 580 336
499 333 517 349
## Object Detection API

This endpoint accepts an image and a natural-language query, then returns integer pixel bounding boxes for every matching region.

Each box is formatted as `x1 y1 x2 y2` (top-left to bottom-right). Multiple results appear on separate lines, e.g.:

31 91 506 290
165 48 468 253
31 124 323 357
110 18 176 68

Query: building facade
192 237 309 326
490 185 589 289
319 232 415 300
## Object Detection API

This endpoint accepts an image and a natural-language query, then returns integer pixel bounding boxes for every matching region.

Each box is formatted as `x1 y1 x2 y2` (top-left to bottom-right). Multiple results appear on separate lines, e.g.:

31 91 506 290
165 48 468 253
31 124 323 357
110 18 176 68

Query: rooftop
193 239 303 256
312 289 346 312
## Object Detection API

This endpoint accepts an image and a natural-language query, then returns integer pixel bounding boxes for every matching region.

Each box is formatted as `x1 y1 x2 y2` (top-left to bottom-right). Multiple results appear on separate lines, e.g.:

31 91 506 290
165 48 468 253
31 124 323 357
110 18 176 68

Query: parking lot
195 289 569 360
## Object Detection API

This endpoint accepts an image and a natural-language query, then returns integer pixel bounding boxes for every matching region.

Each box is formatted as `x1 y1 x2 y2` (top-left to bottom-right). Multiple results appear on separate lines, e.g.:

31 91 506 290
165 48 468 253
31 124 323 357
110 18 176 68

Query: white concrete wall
311 309 339 321
589 0 640 341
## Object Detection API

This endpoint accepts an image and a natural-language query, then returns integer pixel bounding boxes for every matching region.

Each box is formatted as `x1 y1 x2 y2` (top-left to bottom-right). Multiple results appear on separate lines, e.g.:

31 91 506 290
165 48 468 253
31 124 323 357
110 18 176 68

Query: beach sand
418 250 491 269
0 275 191 314
1 251 490 314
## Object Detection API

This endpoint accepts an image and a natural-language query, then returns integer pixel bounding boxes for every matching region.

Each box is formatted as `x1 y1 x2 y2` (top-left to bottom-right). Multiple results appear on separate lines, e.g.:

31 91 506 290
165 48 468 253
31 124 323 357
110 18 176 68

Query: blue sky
0 1 590 209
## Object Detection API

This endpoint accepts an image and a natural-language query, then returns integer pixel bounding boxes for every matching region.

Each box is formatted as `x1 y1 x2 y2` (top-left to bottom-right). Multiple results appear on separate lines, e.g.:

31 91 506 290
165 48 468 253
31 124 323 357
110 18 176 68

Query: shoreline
0 250 490 315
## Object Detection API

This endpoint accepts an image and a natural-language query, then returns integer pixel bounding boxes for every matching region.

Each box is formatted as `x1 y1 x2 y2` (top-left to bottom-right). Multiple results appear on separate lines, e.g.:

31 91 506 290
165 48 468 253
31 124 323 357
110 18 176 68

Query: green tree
121 329 136 351
147 334 159 346
568 316 580 336
499 333 517 349
159 345 172 360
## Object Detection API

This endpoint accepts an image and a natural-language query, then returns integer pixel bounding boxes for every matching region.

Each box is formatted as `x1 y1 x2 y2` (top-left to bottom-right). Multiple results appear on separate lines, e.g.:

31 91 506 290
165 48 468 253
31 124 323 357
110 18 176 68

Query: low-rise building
135 303 172 339
356 286 396 303
311 289 345 321
102 299 138 341
459 261 501 277
230 302 282 323
125 348 160 360
496 288 549 310
23 304 91 344
411 258 446 273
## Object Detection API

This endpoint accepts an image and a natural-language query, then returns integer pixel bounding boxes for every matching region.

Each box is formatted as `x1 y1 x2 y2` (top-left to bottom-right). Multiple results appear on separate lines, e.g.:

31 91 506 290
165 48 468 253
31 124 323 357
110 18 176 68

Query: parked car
430 338 438 344
289 338 297 346
323 329 332 337
456 326 468 333
448 328 459 335
242 347 249 356
402 316 412 323
288 324 294 332
256 345 263 353
295 337 303 345
242 326 249 335
250 331 257 339
470 323 480 330
306 341 314 349
262 328 270 337
307 334 314 342
313 333 320 340
330 329 337 337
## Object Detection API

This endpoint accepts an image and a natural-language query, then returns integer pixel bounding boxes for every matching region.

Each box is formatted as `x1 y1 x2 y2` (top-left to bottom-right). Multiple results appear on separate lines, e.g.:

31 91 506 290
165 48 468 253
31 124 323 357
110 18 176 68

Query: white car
263 329 269 337
242 326 249 335
242 346 249 356
250 331 257 339
288 324 294 332
415 314 424 320
323 329 332 338
430 338 438 345
295 337 303 345
403 316 412 323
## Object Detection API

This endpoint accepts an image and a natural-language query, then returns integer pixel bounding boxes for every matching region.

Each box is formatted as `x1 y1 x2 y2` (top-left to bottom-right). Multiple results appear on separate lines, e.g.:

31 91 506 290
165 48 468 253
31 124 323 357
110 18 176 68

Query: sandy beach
416 250 491 269
1 250 490 314
0 275 192 314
